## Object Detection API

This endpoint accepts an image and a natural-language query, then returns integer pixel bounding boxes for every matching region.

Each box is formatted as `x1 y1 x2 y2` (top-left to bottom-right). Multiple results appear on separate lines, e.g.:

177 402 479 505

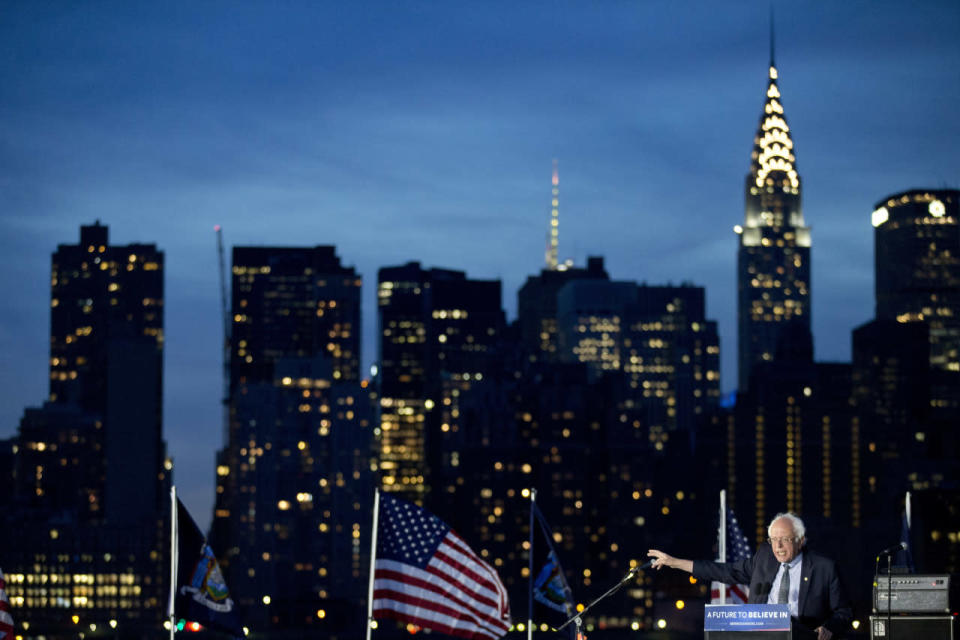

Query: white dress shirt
767 552 803 617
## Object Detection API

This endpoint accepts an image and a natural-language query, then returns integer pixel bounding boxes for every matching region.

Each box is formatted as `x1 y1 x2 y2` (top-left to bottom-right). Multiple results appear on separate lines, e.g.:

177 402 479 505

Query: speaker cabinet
870 615 955 639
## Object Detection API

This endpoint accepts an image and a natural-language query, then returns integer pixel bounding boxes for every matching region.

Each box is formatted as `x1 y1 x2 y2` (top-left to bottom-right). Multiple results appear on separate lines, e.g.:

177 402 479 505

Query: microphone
628 560 655 576
877 542 907 556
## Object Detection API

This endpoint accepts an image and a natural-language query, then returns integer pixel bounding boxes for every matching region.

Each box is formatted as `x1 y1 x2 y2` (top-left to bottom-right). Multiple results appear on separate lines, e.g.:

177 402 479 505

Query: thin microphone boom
629 560 655 575
877 542 907 556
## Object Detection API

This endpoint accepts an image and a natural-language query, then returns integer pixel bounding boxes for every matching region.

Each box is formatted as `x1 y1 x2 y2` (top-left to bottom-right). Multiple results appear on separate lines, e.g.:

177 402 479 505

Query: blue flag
534 550 571 613
175 499 244 638
531 503 575 636
893 510 915 571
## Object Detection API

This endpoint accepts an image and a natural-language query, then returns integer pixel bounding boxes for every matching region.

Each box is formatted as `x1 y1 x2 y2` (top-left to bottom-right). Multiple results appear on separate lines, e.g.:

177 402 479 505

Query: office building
730 325 856 544
554 280 720 432
2 222 168 636
49 221 166 524
736 50 811 391
621 285 721 435
850 190 960 549
212 246 372 633
376 262 504 506
517 257 609 363
872 189 959 394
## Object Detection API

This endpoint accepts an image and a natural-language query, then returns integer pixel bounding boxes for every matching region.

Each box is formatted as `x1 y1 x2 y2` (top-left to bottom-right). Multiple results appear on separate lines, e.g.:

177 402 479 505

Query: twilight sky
2 1 958 531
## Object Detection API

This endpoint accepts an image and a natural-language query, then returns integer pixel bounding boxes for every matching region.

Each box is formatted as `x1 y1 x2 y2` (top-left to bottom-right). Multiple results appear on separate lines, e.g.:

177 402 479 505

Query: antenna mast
546 160 559 270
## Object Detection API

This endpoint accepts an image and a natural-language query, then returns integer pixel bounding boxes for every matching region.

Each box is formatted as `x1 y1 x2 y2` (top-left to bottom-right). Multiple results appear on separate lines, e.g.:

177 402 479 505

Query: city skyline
2 2 959 530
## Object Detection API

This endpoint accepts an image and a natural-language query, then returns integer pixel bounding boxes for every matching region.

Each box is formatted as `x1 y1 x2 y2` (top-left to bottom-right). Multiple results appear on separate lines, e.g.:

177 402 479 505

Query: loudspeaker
874 574 953 613
870 615 955 639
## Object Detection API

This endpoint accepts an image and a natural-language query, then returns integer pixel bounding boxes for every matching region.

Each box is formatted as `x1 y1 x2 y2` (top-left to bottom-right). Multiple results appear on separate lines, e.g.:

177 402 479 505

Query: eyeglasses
768 537 799 545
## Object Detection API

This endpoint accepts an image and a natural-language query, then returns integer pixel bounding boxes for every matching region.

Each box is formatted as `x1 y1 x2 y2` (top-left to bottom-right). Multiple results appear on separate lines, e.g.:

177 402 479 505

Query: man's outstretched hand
647 550 693 573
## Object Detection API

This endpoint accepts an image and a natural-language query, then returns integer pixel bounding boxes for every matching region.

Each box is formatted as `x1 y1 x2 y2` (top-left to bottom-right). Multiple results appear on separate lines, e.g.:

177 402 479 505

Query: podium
704 604 792 640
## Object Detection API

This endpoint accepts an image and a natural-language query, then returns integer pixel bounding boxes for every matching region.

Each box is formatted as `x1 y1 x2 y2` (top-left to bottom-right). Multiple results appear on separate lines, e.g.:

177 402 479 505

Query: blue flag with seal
534 550 571 613
531 502 575 636
175 498 244 638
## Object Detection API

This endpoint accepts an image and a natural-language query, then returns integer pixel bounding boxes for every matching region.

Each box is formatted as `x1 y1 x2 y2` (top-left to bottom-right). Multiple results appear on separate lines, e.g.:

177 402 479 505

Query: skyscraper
554 280 720 431
376 263 504 504
50 221 166 524
871 189 960 376
517 163 612 365
556 279 637 380
212 246 372 633
731 343 856 544
853 189 960 543
736 45 811 391
517 256 609 362
3 222 169 636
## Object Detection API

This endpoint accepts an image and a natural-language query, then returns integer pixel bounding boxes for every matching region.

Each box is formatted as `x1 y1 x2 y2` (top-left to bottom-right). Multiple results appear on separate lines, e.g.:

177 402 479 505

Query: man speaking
648 512 852 640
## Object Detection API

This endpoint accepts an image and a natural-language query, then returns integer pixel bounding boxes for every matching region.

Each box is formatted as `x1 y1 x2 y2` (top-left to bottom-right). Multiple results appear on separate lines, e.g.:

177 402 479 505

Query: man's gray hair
768 512 806 540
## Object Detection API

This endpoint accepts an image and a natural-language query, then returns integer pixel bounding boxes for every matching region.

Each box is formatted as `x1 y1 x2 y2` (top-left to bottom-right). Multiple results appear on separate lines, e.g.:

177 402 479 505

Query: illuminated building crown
749 62 799 194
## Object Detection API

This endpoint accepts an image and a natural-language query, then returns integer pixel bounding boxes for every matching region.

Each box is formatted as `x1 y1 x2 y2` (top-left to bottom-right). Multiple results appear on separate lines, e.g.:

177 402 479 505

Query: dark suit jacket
693 545 853 638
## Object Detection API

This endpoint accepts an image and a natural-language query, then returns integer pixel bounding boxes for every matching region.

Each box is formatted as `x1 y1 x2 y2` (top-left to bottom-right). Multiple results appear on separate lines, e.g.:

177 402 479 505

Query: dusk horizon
3 0 959 537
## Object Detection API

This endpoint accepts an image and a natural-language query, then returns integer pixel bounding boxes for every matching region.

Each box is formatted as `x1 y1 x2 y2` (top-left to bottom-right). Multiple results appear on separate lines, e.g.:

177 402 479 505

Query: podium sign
704 604 791 640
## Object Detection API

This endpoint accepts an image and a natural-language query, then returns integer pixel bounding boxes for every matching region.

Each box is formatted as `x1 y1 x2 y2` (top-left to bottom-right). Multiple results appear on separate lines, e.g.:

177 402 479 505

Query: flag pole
718 489 727 604
528 488 536 640
366 488 381 640
168 485 178 640
905 490 911 531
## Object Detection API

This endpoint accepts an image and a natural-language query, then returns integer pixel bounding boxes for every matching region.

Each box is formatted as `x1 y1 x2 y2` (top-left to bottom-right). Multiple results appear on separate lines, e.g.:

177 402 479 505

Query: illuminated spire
749 41 799 194
769 4 775 68
546 159 559 270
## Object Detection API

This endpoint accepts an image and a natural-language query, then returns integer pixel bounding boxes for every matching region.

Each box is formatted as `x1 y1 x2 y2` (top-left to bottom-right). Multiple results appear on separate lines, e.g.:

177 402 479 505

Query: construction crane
215 225 230 442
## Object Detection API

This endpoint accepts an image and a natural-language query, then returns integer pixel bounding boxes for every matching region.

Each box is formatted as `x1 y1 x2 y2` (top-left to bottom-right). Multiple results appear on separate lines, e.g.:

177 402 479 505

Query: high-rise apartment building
212 246 372 633
376 263 504 505
3 222 169 636
228 247 361 385
556 279 637 380
554 280 721 431
736 50 811 391
49 221 166 524
517 257 609 363
623 285 722 434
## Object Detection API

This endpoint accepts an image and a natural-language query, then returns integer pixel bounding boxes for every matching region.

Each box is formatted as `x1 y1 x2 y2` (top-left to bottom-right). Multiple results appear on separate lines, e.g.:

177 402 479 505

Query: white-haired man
648 512 852 640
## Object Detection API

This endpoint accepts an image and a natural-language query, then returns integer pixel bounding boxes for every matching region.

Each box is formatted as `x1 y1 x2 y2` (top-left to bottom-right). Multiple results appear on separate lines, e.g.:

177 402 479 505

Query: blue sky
2 1 958 531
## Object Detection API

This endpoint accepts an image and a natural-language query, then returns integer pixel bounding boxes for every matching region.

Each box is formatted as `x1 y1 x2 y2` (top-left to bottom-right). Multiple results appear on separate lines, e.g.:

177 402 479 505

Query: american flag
710 508 751 604
372 494 511 640
0 568 14 640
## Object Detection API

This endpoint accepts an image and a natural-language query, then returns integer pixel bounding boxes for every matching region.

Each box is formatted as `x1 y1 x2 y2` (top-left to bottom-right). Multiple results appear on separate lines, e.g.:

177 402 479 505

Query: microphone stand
873 554 880 638
557 565 643 638
886 554 893 640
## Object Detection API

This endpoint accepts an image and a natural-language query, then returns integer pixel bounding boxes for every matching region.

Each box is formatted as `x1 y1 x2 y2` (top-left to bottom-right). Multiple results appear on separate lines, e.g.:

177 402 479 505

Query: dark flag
372 493 511 640
893 507 915 571
0 569 14 640
531 502 575 637
175 498 244 638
